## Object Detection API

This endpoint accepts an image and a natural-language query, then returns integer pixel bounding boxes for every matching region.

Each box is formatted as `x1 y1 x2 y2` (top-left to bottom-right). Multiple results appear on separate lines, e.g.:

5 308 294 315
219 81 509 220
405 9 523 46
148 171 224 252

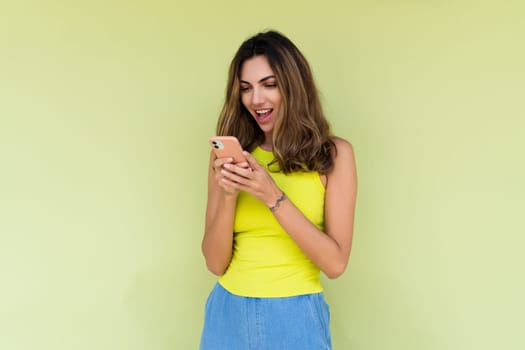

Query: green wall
1 0 523 349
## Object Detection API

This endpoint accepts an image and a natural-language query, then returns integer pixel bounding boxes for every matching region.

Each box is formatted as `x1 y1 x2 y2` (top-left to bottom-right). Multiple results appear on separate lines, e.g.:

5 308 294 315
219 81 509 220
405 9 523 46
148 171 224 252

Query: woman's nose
251 87 264 105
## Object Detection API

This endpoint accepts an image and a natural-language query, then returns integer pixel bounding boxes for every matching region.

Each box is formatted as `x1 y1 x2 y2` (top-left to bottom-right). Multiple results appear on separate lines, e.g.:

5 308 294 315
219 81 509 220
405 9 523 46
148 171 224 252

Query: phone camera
211 140 224 149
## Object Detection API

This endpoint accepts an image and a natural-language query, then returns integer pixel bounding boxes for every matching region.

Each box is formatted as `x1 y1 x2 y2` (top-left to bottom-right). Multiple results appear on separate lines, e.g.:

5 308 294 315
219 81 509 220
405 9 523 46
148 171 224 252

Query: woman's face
239 55 282 139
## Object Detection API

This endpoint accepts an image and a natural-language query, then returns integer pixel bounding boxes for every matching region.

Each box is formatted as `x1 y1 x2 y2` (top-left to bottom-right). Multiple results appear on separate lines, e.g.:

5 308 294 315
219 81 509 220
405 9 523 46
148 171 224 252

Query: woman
200 30 357 350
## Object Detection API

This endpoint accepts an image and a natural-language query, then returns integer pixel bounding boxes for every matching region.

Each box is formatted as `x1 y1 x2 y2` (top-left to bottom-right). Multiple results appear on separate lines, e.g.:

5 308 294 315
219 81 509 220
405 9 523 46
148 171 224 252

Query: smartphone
209 136 247 163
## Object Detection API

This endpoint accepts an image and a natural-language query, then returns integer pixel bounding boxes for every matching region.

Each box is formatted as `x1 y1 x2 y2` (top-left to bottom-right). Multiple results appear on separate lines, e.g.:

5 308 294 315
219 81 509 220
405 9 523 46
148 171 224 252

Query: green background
1 0 523 349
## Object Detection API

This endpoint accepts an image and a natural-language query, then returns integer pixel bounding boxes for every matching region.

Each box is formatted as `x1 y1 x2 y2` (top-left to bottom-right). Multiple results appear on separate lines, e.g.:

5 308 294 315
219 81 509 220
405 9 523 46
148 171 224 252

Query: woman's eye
265 83 277 88
240 86 251 92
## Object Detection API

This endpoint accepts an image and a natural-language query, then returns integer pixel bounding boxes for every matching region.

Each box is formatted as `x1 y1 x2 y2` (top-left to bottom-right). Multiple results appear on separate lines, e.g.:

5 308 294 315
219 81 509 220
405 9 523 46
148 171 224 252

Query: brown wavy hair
216 30 335 174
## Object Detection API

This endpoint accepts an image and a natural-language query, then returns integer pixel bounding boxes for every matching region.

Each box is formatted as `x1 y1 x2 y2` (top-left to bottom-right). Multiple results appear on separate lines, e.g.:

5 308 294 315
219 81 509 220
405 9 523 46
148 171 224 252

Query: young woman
200 30 357 350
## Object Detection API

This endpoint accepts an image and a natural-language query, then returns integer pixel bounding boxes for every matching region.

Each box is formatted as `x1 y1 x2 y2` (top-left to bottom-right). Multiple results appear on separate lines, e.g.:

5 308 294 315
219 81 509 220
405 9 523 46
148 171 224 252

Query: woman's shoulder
327 136 357 179
330 136 354 157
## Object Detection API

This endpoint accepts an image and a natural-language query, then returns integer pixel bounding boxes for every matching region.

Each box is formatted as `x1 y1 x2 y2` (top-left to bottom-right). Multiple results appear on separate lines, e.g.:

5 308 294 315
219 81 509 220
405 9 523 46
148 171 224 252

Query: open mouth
255 108 273 123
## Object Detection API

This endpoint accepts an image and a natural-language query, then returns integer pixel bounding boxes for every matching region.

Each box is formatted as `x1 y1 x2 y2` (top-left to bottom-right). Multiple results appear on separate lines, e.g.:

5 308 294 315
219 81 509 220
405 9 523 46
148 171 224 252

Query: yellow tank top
219 146 326 297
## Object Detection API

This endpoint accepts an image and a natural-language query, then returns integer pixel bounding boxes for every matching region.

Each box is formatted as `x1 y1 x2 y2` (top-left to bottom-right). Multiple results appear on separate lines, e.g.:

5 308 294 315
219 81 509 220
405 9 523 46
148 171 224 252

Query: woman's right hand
212 157 251 196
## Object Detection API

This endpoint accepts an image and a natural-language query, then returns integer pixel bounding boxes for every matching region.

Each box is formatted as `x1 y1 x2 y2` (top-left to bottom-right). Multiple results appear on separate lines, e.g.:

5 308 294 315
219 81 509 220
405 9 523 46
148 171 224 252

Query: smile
255 109 273 118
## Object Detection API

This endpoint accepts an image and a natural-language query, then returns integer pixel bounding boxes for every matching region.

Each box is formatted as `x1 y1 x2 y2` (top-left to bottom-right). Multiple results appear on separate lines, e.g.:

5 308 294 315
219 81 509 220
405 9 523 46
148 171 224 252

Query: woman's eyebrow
240 75 276 84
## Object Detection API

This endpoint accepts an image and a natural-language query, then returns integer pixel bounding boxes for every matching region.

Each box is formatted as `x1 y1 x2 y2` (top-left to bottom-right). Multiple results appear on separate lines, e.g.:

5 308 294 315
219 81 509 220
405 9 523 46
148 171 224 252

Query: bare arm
220 138 357 278
201 152 247 276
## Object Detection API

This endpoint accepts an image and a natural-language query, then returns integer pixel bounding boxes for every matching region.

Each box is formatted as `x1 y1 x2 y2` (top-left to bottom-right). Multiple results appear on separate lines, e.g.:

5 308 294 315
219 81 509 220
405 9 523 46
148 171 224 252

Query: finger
221 169 249 185
236 161 250 169
214 157 234 166
243 151 261 170
220 177 243 191
213 157 234 172
224 163 253 178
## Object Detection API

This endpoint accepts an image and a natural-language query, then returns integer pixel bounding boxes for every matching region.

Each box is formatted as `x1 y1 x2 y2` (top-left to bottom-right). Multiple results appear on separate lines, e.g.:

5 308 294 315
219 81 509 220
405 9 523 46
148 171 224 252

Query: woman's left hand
220 151 283 207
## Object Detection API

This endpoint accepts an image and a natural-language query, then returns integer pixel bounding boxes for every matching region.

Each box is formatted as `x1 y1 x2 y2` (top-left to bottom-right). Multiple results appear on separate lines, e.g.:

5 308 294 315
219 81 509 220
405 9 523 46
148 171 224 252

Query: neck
259 143 273 151
261 134 273 151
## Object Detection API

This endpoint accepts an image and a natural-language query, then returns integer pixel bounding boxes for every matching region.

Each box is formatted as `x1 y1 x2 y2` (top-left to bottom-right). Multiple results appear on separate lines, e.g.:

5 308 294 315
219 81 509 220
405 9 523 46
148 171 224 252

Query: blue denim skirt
200 283 332 350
